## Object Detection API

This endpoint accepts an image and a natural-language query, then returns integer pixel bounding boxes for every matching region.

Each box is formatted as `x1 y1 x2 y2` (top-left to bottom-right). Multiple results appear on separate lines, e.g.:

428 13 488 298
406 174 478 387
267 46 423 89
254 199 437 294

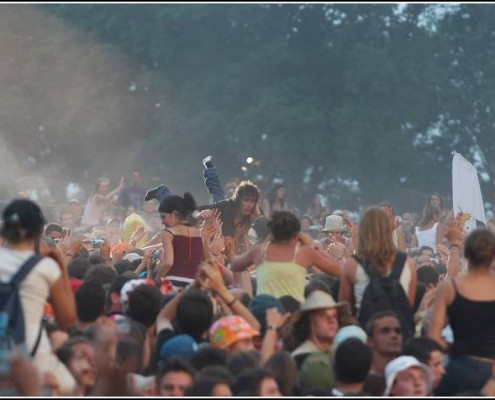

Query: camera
91 239 105 249
152 249 160 260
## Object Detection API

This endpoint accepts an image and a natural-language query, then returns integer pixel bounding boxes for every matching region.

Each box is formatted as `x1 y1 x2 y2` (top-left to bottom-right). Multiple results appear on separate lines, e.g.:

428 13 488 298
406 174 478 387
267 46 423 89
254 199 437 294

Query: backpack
354 251 415 340
0 255 43 356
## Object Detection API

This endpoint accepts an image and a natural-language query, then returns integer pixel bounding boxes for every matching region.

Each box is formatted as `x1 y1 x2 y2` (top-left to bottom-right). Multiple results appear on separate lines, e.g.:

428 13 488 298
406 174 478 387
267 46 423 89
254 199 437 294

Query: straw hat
291 290 350 325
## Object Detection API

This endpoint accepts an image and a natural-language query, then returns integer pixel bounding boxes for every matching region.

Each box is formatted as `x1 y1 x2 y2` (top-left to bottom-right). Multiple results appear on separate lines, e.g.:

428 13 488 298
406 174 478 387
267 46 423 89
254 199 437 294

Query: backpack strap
389 252 407 280
10 255 42 287
353 255 374 278
10 255 43 356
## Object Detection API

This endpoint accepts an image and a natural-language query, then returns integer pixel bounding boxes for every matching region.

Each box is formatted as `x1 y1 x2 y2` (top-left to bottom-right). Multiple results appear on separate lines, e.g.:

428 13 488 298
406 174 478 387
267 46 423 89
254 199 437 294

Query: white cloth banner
452 152 486 232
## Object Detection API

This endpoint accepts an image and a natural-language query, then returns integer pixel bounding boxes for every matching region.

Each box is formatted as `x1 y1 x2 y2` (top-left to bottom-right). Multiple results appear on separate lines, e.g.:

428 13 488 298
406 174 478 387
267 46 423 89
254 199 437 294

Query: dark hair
1 199 45 244
365 310 400 337
88 253 106 265
159 192 196 219
427 192 444 208
268 211 301 242
191 347 228 371
75 280 105 322
115 259 135 275
232 181 260 202
403 336 443 365
464 228 495 268
226 350 260 378
106 274 135 311
116 336 143 374
44 223 63 236
176 289 214 341
126 284 162 328
233 368 276 396
266 184 286 208
304 274 337 298
84 264 118 286
184 375 231 396
196 365 234 387
55 336 94 365
156 357 195 385
68 257 91 280
416 266 439 286
334 338 372 383
420 246 435 254
419 204 440 228
264 351 297 396
278 296 300 314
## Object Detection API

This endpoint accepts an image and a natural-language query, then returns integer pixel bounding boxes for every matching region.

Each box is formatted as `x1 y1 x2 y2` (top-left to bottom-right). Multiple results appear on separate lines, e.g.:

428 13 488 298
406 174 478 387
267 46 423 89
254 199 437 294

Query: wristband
267 325 278 332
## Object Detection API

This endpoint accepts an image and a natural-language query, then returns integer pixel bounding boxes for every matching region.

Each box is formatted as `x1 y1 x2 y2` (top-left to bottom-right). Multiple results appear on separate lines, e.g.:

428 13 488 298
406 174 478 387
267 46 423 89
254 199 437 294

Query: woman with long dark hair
157 193 204 287
262 184 288 218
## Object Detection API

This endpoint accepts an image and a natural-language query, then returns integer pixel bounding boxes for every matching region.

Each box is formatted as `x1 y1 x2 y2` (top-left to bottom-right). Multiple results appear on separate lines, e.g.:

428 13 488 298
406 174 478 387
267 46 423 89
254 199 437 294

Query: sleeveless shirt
256 242 307 302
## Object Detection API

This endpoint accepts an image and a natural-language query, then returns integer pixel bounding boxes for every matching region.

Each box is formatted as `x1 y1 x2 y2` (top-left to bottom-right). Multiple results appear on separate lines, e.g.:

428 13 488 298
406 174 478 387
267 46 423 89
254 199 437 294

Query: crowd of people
0 157 495 396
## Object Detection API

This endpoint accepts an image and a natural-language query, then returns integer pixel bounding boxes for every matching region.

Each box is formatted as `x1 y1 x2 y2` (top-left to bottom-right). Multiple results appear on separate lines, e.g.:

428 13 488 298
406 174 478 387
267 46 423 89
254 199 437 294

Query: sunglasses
379 326 402 335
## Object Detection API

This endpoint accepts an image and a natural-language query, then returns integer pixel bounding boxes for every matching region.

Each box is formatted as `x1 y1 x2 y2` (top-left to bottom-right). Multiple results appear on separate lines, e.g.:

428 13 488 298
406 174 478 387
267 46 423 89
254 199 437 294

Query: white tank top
415 222 438 249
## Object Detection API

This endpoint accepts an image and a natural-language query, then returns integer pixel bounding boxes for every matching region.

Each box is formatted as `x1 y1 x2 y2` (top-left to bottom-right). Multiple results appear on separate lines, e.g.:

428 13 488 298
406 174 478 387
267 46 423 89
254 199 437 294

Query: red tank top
166 232 203 279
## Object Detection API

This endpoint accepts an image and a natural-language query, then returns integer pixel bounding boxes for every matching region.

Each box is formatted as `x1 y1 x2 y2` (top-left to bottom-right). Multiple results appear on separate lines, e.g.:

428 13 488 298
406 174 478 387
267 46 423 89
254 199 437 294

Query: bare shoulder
341 256 358 278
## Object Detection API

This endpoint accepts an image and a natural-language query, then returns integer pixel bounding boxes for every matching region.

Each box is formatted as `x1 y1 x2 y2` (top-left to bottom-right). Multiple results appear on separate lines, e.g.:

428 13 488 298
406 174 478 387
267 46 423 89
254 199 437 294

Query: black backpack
354 251 415 340
0 255 43 356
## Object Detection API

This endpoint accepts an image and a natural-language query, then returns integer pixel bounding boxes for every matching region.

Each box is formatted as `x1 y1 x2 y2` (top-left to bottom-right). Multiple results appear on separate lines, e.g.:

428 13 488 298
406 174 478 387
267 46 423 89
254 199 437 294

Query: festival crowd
0 156 495 397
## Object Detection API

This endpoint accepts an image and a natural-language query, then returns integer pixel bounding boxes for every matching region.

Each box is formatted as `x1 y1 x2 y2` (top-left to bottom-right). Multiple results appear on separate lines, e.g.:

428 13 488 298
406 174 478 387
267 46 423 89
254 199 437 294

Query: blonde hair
356 207 396 273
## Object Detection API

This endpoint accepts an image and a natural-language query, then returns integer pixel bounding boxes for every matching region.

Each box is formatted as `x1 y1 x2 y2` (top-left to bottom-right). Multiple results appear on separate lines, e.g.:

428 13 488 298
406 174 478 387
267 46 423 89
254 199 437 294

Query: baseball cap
334 325 367 347
159 334 198 364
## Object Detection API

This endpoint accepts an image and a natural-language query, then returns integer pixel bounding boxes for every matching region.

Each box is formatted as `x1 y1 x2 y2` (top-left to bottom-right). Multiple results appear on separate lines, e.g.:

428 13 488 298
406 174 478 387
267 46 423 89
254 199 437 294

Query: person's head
334 338 372 385
226 350 260 377
68 257 91 280
84 264 118 286
419 204 441 227
420 246 435 258
116 336 144 375
44 223 63 241
234 368 281 396
106 217 121 234
159 192 196 227
156 357 195 397
267 184 286 205
60 211 75 230
75 280 105 323
1 199 45 244
130 169 143 186
184 375 233 396
191 347 228 371
264 351 297 396
105 274 134 314
356 207 395 273
278 295 300 314
142 199 158 215
464 228 495 269
300 215 314 231
268 211 301 242
209 315 259 354
176 289 214 341
159 334 198 367
56 336 97 393
94 177 110 195
403 337 445 388
322 214 347 242
366 311 403 358
384 355 432 396
291 290 349 348
114 259 135 275
232 181 260 216
428 193 443 210
127 283 162 328
416 266 440 287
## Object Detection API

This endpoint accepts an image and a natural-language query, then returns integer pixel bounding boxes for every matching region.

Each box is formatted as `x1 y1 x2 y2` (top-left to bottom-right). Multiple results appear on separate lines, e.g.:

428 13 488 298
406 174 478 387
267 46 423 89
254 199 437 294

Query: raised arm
230 245 261 272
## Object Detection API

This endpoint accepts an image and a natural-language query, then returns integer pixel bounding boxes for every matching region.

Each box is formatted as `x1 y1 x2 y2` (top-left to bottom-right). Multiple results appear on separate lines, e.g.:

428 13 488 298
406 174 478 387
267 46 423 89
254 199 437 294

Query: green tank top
256 242 307 303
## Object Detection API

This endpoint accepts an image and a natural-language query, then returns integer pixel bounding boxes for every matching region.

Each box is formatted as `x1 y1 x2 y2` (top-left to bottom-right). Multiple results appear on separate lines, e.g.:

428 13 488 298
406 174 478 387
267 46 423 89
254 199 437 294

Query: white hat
384 355 433 396
322 215 346 233
122 253 143 263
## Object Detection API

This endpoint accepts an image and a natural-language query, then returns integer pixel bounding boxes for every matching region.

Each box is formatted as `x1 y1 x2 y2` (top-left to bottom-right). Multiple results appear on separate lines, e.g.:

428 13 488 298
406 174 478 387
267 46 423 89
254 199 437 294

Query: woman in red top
157 193 204 287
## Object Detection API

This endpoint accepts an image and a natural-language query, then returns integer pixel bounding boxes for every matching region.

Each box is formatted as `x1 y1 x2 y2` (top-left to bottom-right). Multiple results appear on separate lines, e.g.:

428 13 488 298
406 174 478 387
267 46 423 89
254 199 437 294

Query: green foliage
29 4 495 211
